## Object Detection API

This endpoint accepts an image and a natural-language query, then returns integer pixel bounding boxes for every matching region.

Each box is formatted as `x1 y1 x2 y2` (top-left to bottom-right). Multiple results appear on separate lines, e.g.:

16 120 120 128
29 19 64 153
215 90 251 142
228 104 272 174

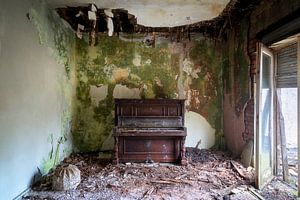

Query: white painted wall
0 1 73 199
185 111 215 149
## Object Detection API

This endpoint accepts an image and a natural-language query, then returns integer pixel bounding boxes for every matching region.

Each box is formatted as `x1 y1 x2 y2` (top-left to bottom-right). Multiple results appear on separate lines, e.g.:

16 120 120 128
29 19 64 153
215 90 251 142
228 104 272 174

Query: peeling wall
0 0 76 199
223 18 251 155
73 34 225 152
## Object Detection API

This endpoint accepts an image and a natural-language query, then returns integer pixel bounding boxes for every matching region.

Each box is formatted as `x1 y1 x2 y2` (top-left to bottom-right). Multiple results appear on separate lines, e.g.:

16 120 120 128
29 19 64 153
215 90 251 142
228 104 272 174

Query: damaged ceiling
50 0 260 41
47 0 231 27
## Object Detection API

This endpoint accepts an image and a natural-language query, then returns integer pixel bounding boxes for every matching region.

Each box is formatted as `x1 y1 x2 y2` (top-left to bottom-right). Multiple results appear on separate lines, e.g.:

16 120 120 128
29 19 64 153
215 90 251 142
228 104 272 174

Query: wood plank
274 53 278 176
254 42 261 189
261 15 300 45
276 90 290 182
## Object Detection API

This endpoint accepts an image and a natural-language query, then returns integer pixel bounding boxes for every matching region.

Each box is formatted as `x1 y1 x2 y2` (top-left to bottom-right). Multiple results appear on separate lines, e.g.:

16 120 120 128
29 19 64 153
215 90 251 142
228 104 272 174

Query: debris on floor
261 177 297 200
52 164 81 191
22 148 296 200
278 146 298 188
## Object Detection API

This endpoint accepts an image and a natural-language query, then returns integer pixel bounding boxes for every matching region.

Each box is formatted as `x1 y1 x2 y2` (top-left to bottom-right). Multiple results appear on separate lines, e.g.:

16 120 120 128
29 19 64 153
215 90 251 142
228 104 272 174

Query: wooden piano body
113 99 187 165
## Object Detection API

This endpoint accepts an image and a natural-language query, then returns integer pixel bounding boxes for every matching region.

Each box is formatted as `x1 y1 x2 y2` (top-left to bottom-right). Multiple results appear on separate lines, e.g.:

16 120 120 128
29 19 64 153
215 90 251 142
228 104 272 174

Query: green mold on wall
42 134 67 174
222 50 231 94
28 1 75 78
224 18 251 114
73 34 181 152
235 19 250 113
188 39 224 149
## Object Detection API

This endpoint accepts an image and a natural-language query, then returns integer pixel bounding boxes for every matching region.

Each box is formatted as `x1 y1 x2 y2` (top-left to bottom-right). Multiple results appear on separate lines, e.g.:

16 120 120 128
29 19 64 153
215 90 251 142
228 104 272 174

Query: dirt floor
23 148 297 200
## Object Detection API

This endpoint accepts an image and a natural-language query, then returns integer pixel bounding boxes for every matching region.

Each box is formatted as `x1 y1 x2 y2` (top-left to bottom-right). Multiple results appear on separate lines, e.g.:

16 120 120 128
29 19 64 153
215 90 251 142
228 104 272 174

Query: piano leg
180 136 188 165
113 136 119 164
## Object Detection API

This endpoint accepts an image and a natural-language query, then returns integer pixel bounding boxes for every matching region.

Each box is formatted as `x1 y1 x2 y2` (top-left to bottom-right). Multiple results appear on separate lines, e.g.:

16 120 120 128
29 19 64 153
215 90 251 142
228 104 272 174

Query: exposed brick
243 98 254 141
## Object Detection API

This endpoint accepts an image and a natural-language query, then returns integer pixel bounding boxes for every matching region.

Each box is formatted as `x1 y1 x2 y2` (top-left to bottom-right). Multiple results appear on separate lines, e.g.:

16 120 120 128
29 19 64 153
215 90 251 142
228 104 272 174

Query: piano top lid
114 98 186 100
114 98 186 104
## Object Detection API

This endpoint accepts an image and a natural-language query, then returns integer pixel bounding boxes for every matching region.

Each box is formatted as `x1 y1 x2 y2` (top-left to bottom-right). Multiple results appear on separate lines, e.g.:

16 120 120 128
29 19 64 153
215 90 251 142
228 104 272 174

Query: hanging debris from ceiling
87 4 97 45
56 0 260 45
104 9 114 37
57 6 136 36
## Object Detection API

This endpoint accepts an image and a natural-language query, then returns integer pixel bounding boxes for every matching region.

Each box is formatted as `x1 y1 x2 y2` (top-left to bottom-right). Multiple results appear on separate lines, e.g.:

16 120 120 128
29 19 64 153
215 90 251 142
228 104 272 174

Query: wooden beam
254 42 261 189
274 53 278 176
276 90 290 182
260 9 300 45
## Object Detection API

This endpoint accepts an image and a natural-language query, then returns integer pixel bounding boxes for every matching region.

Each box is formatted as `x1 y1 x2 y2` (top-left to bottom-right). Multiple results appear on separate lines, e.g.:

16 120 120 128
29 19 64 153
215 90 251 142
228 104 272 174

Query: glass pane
260 53 273 184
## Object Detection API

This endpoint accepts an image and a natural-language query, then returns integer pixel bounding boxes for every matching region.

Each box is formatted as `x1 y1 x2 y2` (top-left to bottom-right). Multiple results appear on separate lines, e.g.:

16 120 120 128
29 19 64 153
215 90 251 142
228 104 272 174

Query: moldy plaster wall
73 34 226 152
223 18 250 156
0 0 76 199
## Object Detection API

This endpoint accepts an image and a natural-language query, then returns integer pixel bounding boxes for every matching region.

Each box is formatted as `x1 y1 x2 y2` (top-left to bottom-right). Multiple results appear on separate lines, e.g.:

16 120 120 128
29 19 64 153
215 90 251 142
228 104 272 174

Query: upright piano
113 99 187 165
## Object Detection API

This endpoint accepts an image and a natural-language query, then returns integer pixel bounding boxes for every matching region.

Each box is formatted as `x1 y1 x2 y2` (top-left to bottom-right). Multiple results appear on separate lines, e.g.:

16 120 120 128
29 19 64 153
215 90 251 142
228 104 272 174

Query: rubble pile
23 148 296 200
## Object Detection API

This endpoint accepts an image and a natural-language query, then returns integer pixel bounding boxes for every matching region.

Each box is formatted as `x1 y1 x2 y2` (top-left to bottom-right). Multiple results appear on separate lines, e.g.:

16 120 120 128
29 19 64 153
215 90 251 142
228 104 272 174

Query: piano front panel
118 136 180 163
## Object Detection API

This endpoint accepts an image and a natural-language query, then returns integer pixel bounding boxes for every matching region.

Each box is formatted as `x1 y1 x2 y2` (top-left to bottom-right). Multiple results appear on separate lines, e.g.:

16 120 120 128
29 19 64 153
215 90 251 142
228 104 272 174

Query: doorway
255 45 275 189
255 34 300 193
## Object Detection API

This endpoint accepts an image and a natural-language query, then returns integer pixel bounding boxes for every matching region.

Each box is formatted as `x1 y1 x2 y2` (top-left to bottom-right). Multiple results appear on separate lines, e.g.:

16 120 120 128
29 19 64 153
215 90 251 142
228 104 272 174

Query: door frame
297 36 300 196
255 42 276 189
